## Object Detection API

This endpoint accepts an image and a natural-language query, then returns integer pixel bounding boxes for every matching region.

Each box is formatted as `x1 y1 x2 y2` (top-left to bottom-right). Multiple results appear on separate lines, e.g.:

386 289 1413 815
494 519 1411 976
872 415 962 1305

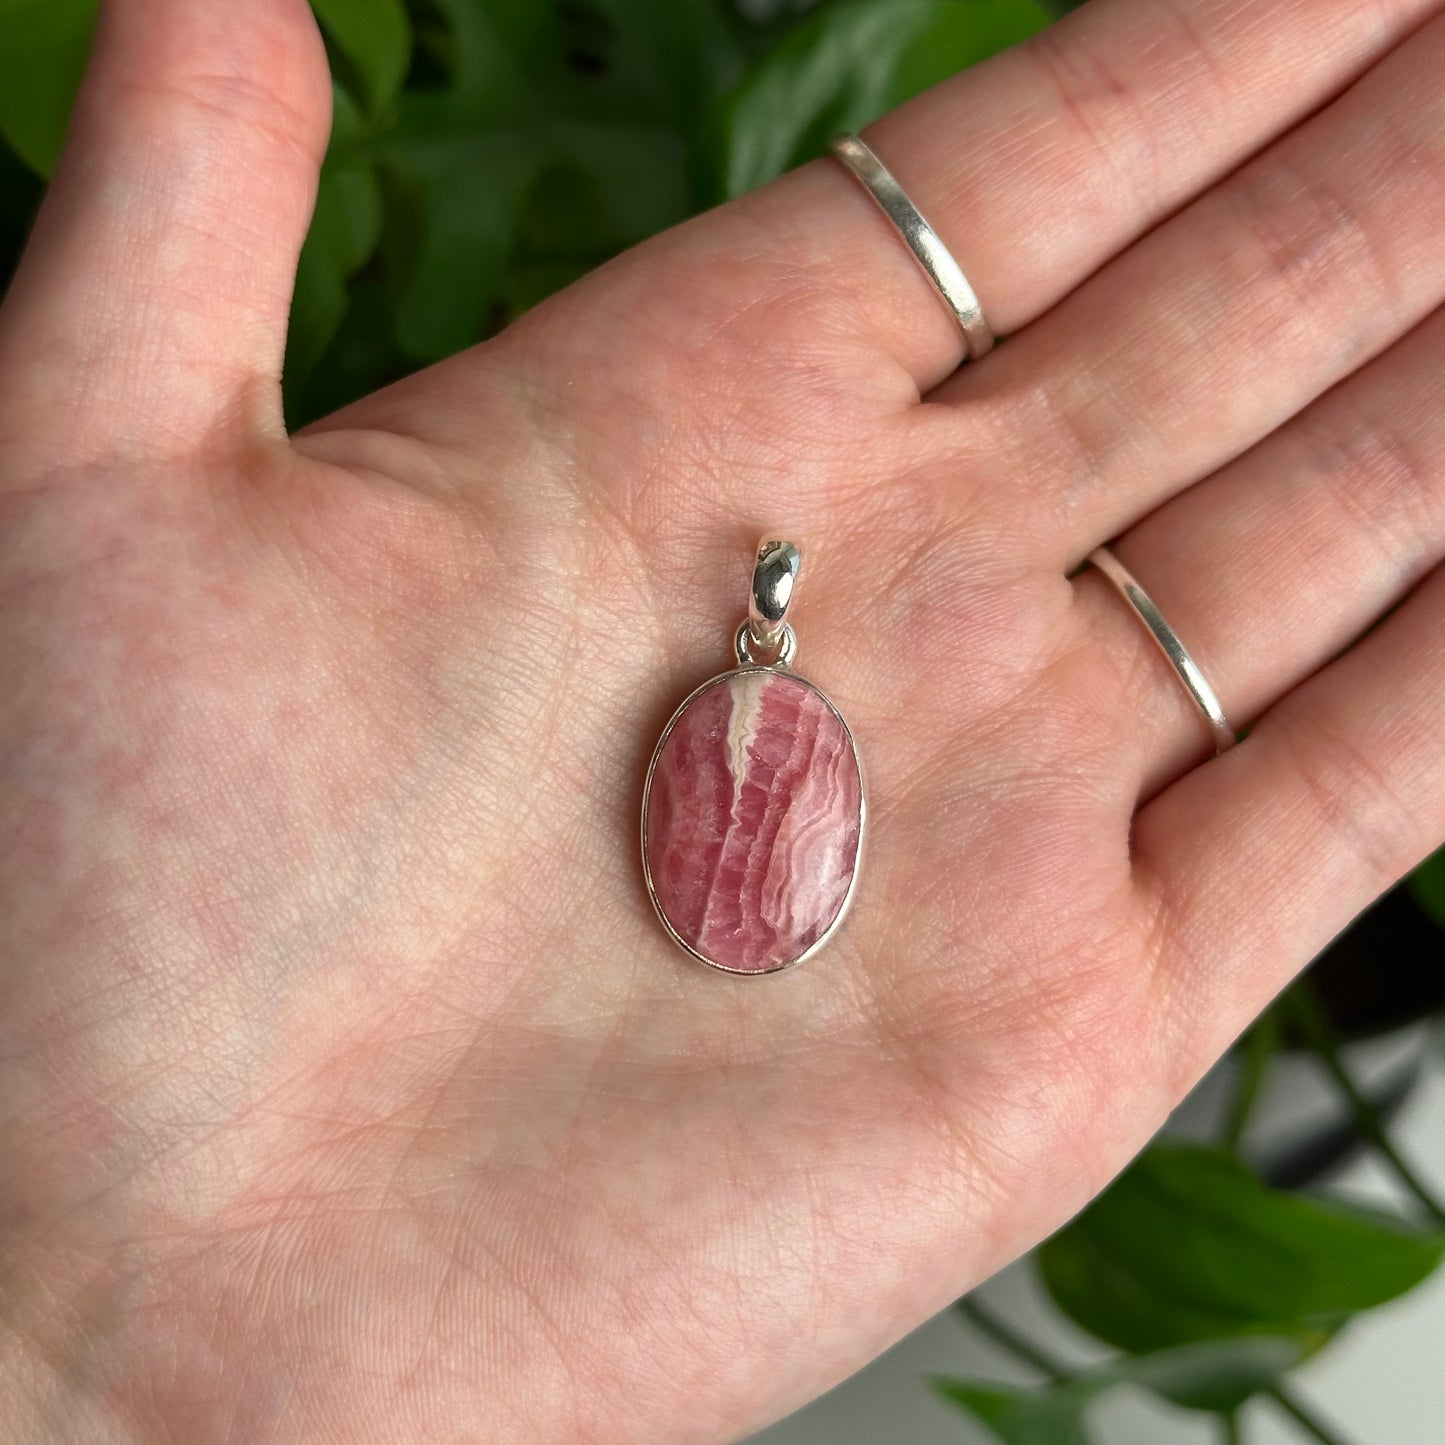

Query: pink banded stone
643 668 863 973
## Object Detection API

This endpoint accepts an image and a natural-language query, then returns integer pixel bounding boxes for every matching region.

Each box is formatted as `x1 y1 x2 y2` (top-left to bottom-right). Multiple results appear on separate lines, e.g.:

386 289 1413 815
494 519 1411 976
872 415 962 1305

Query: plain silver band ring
828 134 995 361
1088 546 1237 755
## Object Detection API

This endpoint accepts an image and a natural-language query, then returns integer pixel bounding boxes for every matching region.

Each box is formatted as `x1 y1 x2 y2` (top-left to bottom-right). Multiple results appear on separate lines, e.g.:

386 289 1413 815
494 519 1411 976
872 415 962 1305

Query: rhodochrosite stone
643 667 863 973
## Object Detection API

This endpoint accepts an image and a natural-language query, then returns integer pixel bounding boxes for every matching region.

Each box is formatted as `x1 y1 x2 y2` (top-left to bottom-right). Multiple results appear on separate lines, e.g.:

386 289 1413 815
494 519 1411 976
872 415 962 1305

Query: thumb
0 0 331 460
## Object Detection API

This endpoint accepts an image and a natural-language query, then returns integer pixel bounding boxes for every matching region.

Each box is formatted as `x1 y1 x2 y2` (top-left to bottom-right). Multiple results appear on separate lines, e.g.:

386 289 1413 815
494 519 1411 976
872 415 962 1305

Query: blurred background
1 3 1442 1442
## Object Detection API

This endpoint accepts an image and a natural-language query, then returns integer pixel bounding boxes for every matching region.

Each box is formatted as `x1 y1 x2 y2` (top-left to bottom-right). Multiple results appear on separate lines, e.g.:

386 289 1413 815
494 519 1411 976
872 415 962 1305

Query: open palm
4 0 1445 1440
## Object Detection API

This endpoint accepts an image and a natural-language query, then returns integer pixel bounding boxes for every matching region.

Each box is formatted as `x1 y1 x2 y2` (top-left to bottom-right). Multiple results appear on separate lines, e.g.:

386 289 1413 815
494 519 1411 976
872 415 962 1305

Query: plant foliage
941 1141 1445 1443
0 0 1049 425
1038 1144 1444 1355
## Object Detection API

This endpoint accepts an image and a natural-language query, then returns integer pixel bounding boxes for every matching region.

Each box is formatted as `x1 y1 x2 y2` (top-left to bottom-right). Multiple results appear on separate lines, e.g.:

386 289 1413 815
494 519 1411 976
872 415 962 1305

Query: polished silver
1088 546 1237 755
749 538 802 652
735 619 797 668
828 133 995 361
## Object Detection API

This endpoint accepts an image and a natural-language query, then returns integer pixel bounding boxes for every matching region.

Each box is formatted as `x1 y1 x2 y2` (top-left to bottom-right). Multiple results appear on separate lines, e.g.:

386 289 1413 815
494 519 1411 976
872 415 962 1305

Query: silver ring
828 134 994 361
1088 546 1237 755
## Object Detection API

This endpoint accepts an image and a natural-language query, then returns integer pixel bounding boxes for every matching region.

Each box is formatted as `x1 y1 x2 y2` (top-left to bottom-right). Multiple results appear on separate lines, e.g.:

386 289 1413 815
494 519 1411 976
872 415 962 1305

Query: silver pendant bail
746 538 802 657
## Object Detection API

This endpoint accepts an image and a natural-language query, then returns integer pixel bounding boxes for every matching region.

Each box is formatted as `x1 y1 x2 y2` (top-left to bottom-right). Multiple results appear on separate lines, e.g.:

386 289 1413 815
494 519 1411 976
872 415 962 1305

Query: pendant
641 539 865 974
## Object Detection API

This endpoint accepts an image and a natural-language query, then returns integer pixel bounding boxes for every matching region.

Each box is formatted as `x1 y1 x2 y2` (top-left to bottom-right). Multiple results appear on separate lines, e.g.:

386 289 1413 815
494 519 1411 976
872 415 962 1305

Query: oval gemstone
643 668 863 973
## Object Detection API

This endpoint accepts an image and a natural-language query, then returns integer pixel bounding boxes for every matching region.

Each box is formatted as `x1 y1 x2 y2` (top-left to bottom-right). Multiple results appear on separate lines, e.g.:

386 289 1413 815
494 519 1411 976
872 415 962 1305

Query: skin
2 0 1445 1439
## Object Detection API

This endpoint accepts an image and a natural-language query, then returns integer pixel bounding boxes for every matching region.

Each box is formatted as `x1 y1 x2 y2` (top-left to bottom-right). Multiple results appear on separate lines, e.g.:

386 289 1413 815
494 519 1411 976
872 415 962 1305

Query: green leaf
312 0 412 119
374 132 542 362
354 0 722 359
0 123 44 282
934 1335 1307 1436
328 78 370 156
565 0 744 131
516 121 690 256
710 0 1050 199
931 1379 1095 1445
378 108 688 362
399 0 556 134
286 159 382 390
1118 1336 1306 1414
1039 1145 1445 1354
1407 846 1445 927
285 274 403 428
0 0 97 176
359 2 554 365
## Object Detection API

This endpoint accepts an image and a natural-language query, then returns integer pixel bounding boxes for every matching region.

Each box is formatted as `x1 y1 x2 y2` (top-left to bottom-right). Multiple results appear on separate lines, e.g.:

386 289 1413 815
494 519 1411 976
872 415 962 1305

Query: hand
3 0 1444 1440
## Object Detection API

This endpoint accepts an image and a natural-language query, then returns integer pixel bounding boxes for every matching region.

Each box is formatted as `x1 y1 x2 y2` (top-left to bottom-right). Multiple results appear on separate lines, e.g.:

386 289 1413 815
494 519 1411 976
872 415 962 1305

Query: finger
1071 302 1445 792
496 0 1437 409
0 0 331 456
946 9 1445 563
1135 559 1445 1062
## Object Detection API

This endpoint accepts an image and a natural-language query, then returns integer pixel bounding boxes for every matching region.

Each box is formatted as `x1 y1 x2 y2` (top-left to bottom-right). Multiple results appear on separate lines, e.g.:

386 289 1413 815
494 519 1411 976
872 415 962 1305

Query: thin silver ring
828 133 994 361
1088 546 1237 755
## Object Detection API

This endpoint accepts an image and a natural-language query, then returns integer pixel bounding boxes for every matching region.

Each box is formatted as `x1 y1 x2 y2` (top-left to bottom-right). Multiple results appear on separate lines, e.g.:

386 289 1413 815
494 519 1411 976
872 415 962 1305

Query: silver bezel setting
640 662 867 976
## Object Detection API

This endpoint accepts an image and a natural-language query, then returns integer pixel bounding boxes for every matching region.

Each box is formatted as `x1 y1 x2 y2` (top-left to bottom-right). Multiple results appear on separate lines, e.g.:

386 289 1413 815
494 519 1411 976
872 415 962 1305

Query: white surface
746 1060 1445 1445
